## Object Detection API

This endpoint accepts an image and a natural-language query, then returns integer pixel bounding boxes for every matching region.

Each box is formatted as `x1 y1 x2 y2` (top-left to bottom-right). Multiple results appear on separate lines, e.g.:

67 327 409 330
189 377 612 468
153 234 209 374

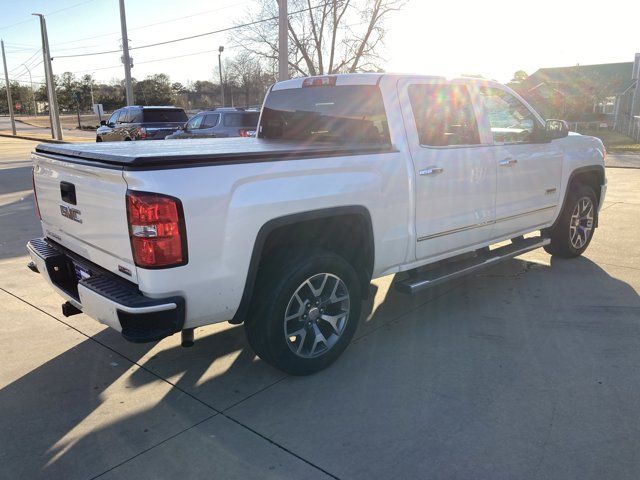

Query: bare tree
226 52 276 106
234 0 405 77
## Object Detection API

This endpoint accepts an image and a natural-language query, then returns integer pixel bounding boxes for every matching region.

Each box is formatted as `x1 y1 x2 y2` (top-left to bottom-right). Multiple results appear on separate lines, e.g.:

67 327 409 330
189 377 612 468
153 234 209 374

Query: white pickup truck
28 73 606 375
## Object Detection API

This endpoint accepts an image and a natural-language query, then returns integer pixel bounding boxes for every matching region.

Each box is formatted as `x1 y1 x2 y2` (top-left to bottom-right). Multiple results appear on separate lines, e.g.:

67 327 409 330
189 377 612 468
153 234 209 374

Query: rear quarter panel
124 150 412 327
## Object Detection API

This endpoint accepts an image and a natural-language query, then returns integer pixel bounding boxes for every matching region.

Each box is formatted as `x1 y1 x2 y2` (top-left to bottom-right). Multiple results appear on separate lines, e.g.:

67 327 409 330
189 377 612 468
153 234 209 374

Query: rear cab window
142 109 188 123
259 84 390 145
408 84 480 146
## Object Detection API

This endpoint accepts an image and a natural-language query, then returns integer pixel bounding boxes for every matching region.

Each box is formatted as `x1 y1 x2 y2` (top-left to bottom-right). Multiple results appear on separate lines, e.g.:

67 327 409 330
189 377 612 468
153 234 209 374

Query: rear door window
202 113 220 128
259 85 390 144
223 112 260 128
408 84 480 146
128 109 143 123
142 109 188 123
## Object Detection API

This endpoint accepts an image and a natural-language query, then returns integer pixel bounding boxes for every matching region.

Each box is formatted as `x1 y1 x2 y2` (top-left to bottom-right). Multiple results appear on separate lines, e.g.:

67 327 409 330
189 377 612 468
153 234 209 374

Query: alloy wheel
569 197 594 249
283 273 350 358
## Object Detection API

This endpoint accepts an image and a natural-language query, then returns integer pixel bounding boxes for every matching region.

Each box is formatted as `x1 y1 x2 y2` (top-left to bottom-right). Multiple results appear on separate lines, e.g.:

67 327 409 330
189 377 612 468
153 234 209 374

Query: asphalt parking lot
1 136 639 480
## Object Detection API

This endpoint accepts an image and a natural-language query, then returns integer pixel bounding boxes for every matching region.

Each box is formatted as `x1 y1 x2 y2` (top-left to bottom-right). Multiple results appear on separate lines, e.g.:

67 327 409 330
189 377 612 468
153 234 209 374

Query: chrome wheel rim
283 273 350 358
569 197 594 249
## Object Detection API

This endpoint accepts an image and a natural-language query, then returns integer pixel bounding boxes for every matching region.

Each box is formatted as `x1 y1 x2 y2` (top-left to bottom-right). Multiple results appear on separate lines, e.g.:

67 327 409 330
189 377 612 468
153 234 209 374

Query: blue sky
1 0 639 87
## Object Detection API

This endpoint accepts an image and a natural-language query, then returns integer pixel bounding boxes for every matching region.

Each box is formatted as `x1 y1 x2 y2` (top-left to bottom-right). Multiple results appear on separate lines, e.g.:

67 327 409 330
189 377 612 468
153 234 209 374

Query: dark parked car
165 108 260 139
96 106 188 142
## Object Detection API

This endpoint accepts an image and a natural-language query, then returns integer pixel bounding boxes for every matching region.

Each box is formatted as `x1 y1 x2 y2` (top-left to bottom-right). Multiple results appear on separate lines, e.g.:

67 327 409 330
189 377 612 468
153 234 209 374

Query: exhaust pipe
181 328 195 348
27 261 39 273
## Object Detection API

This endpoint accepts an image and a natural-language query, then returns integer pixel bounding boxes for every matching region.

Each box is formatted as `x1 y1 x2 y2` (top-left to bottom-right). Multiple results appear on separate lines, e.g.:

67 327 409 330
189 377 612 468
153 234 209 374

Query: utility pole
218 46 225 107
22 63 38 116
33 13 62 140
1 39 17 135
118 0 134 105
278 0 288 81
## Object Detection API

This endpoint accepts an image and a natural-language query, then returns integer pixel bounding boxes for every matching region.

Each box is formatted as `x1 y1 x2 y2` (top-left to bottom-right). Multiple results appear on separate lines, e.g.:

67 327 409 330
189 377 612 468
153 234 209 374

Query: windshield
259 85 390 145
142 109 188 123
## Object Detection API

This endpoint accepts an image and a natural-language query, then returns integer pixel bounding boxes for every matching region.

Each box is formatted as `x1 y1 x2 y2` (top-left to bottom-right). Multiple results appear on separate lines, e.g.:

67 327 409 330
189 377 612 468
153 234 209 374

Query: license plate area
45 255 92 301
73 262 93 282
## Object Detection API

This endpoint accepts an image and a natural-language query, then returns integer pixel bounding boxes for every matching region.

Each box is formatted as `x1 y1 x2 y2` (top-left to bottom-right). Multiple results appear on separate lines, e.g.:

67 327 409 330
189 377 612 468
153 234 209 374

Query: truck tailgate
32 152 137 282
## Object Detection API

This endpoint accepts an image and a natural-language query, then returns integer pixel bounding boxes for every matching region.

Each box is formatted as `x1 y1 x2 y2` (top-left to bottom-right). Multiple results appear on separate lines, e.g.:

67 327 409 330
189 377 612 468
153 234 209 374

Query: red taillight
302 76 337 87
137 127 147 139
126 191 187 268
238 129 249 137
32 167 41 220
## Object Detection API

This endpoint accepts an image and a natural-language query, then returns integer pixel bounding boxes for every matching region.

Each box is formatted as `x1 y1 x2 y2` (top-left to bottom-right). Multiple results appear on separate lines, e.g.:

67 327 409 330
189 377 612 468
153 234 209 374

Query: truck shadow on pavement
2 255 639 479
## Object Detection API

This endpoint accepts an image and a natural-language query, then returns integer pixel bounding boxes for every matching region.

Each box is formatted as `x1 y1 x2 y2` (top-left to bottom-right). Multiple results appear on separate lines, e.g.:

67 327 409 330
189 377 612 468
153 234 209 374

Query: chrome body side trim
417 205 556 242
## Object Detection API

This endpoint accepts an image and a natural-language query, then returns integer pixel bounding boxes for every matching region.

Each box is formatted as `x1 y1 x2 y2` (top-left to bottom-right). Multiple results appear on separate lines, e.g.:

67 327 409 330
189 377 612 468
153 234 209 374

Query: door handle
419 166 444 176
499 158 518 166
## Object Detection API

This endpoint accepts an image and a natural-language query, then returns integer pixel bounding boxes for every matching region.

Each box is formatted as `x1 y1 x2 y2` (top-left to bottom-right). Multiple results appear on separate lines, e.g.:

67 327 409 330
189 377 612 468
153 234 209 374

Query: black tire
544 183 597 258
245 249 362 375
96 136 103 142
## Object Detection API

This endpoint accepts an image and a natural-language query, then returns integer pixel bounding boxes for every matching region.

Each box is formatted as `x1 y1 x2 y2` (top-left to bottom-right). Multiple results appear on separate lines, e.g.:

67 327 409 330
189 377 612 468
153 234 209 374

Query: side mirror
100 120 107 126
544 119 569 141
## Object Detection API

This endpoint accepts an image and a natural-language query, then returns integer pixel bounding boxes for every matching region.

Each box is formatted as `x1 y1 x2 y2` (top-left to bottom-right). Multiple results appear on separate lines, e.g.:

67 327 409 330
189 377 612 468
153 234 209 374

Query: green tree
133 74 174 105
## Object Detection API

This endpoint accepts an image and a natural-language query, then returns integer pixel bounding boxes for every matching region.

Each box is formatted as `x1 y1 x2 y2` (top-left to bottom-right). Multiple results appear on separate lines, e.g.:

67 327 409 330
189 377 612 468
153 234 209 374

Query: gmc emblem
60 205 83 223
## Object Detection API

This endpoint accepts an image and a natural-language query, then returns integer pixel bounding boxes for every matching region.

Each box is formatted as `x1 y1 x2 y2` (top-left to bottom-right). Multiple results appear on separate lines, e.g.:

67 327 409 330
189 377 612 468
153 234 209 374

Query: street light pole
22 63 38 116
1 39 17 135
278 0 288 81
218 46 225 108
118 0 134 105
33 13 63 140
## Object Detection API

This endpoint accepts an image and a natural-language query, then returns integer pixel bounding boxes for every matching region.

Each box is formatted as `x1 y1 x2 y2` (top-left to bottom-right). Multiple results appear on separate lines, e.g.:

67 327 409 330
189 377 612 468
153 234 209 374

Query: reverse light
126 191 187 268
302 76 337 88
32 167 41 220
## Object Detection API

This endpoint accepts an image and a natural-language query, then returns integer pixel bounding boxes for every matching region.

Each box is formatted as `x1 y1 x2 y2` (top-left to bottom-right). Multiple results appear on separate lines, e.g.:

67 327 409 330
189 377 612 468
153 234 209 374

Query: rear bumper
27 237 185 343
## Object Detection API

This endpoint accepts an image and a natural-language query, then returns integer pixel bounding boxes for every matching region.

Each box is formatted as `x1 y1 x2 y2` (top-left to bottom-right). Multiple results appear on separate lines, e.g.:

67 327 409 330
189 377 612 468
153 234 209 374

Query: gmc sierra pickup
27 73 606 375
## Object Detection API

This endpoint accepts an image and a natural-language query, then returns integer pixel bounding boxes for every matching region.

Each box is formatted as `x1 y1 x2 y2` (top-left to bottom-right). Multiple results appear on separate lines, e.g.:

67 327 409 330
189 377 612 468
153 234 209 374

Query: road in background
0 136 639 479
0 115 95 141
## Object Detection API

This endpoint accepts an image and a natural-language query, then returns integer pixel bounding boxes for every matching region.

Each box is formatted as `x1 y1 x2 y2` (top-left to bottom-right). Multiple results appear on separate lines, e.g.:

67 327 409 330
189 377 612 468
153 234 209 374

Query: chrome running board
395 236 550 294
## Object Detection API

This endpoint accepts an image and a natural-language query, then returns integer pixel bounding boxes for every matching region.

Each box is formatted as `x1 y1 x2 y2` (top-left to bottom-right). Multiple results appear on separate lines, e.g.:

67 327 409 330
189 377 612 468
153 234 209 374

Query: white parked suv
28 73 606 375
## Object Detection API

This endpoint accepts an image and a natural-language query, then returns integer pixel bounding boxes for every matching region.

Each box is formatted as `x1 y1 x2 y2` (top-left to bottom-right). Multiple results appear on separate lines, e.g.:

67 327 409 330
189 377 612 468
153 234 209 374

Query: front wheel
544 184 597 258
245 250 362 375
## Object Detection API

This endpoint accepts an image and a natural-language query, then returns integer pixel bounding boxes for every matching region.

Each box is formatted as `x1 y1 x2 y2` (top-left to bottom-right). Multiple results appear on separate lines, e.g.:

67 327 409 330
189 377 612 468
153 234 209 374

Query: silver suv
166 108 260 139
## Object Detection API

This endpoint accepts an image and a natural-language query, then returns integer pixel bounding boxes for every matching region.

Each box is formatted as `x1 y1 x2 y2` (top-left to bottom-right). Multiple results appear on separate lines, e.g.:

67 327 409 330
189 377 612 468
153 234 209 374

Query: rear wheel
245 250 361 375
544 183 597 258
96 136 103 142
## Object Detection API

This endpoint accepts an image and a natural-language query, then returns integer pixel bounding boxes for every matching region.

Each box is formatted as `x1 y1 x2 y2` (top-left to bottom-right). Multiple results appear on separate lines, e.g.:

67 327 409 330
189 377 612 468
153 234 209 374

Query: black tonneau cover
35 138 395 170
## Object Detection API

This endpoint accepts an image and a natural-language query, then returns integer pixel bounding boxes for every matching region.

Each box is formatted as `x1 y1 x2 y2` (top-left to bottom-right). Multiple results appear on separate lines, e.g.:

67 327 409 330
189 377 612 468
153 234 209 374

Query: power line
51 3 332 60
49 2 252 48
0 0 99 31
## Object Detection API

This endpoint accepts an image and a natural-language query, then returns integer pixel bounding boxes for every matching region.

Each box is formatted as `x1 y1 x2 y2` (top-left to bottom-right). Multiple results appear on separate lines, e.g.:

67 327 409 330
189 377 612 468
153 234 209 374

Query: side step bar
395 236 550 294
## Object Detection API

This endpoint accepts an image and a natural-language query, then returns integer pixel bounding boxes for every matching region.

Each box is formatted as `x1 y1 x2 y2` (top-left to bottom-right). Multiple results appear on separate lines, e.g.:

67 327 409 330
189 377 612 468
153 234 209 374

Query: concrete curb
0 133 68 143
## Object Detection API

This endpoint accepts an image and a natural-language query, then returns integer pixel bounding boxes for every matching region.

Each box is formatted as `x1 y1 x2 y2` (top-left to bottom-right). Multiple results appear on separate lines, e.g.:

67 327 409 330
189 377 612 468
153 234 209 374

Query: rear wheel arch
230 206 375 325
